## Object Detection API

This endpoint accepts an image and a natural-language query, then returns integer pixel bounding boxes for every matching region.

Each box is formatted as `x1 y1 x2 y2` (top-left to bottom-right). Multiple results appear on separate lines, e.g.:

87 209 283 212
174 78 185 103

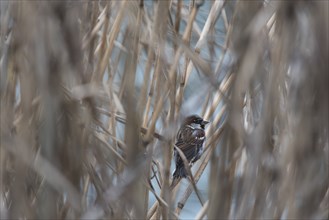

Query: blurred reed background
0 0 328 219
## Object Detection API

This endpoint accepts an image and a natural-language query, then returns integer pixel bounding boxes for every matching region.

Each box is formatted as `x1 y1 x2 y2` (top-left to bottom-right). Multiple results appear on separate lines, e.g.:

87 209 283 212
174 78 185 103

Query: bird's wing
175 127 205 162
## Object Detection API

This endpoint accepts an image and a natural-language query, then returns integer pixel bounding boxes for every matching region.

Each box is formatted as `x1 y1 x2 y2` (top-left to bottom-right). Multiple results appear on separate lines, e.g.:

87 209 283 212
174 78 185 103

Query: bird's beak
201 120 209 126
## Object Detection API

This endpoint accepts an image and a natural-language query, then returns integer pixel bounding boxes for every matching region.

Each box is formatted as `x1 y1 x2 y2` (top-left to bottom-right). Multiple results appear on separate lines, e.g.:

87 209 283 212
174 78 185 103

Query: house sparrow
172 115 209 180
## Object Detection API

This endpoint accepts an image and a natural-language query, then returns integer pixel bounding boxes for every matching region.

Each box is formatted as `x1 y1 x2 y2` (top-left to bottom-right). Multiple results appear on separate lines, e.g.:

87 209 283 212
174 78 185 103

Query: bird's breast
192 129 205 141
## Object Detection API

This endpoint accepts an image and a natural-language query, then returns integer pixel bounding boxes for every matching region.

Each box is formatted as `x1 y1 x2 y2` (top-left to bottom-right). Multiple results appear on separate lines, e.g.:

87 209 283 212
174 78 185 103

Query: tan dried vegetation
0 1 328 219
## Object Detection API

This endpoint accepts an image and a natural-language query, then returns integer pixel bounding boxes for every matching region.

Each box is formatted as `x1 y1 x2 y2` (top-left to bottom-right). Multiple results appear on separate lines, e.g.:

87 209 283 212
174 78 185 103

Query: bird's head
183 115 209 129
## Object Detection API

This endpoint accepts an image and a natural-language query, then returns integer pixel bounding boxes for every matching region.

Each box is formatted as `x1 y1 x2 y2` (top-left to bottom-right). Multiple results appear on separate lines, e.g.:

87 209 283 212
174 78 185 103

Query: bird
171 115 209 188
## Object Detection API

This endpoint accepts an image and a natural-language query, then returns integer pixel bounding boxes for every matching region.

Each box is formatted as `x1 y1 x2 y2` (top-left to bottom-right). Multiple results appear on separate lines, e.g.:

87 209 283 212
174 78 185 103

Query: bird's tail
170 176 180 190
172 166 187 179
170 166 187 190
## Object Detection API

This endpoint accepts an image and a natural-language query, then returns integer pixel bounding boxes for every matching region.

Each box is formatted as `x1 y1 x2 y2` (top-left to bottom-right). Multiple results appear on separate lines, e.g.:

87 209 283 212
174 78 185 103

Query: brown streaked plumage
172 115 209 183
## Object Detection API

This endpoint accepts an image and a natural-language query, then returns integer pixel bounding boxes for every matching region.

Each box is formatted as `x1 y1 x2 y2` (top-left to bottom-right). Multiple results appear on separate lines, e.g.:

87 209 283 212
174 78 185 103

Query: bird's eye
193 119 200 124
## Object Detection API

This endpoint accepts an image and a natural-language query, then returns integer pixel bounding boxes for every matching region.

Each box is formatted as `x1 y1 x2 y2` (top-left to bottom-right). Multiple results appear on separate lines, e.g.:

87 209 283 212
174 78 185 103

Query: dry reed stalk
1 1 327 219
92 0 127 82
208 1 328 219
147 3 203 219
